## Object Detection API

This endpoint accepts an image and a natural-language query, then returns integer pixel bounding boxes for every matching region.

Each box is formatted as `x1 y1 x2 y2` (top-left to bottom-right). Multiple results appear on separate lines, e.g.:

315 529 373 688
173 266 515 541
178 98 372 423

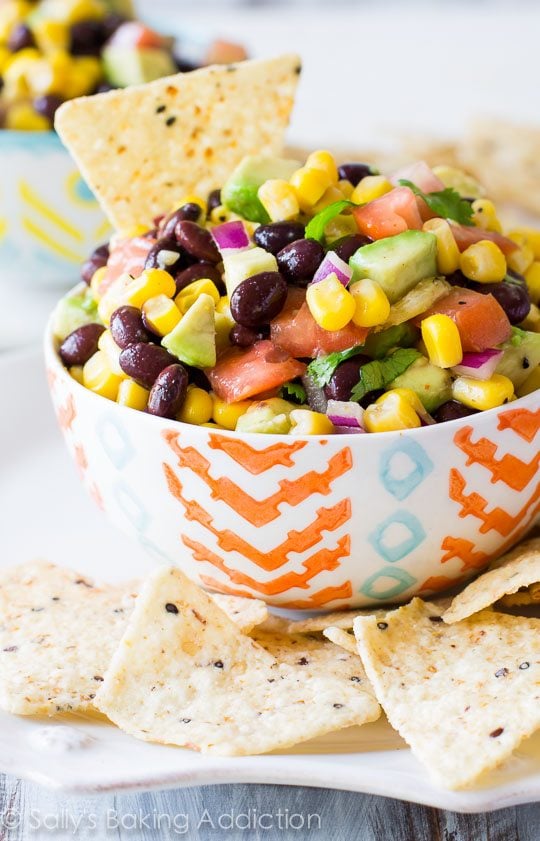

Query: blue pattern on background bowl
0 130 110 289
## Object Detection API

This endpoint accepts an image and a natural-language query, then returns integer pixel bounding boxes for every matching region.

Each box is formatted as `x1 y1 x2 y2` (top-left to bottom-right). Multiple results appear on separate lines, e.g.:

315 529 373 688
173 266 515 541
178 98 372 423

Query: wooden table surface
1 776 538 840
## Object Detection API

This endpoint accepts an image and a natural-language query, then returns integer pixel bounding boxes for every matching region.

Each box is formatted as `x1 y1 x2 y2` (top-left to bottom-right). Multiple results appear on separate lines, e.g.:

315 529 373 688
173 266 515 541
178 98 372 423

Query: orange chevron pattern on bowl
45 330 540 610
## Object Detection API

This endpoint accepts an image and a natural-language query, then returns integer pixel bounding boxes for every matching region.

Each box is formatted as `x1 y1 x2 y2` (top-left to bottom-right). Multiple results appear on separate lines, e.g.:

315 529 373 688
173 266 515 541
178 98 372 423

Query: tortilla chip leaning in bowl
354 598 540 790
54 54 301 231
443 536 540 624
96 566 380 755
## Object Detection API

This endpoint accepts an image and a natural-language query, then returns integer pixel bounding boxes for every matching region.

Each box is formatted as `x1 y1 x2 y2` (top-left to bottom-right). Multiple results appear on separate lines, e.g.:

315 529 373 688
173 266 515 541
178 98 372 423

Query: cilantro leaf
399 179 474 225
350 348 421 402
306 346 365 388
304 200 355 243
280 381 307 403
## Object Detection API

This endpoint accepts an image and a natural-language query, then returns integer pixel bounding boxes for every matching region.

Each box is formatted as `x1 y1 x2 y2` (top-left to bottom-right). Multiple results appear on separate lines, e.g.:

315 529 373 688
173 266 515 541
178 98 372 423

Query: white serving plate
1 346 540 812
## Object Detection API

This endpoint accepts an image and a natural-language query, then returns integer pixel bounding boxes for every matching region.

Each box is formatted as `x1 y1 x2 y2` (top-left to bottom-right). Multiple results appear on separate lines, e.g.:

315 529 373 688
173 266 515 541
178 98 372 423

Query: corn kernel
506 233 535 275
305 150 339 184
116 379 149 411
142 294 181 336
216 295 231 315
258 179 299 222
423 218 461 275
517 366 540 398
525 262 540 305
312 185 346 214
97 273 133 325
471 199 502 233
452 373 514 411
520 302 540 333
97 329 125 377
69 365 84 385
306 274 356 331
363 391 421 433
289 409 334 435
349 277 390 327
122 268 176 308
90 266 108 299
178 386 214 425
32 20 70 53
83 351 122 401
201 421 227 429
351 175 393 205
421 314 463 368
508 228 540 260
290 166 331 211
2 48 42 99
4 102 50 131
212 395 252 430
175 278 221 313
460 240 507 284
118 224 150 239
338 179 354 199
63 55 102 99
0 47 11 74
0 2 32 44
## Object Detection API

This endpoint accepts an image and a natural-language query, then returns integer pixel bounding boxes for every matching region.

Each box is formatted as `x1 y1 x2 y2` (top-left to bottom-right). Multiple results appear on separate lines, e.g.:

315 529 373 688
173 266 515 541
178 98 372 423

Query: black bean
174 261 223 294
80 242 109 284
337 162 374 187
230 324 270 347
94 82 116 94
445 270 469 287
325 357 370 402
8 24 35 52
206 189 221 216
144 238 184 273
147 364 188 418
254 221 306 255
332 234 372 263
161 205 202 238
230 272 288 328
33 94 63 123
119 343 176 389
175 220 220 263
472 281 530 326
69 19 106 55
277 239 325 286
59 323 105 366
102 13 126 39
110 306 150 349
433 400 479 424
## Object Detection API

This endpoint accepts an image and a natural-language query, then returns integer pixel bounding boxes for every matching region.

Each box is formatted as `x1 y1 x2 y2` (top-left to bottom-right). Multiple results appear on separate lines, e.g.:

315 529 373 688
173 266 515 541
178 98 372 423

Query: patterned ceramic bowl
0 131 109 290
45 318 540 610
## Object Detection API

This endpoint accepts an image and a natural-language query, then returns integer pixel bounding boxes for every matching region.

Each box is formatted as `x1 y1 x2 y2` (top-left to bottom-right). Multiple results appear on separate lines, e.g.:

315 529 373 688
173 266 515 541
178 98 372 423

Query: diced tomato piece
207 340 306 403
415 287 512 352
391 161 445 193
450 223 518 256
204 39 248 65
108 22 167 49
97 236 155 296
270 288 369 357
352 187 424 240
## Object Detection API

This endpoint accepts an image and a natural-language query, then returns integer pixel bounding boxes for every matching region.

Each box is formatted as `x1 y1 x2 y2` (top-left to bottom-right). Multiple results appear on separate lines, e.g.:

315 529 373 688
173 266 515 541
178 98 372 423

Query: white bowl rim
44 291 539 445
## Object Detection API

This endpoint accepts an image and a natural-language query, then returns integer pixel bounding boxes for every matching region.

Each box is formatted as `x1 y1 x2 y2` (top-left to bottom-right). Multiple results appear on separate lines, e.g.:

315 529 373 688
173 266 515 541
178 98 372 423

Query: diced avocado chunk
162 293 216 368
52 287 100 341
222 246 278 298
236 407 291 434
221 156 300 224
389 356 452 412
432 166 484 199
495 329 540 389
349 230 438 304
102 46 176 88
363 323 419 359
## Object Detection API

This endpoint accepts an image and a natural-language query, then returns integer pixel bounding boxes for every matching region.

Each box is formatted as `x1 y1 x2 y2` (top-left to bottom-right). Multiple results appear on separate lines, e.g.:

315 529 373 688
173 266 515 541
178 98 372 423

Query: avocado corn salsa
0 0 246 130
53 150 540 435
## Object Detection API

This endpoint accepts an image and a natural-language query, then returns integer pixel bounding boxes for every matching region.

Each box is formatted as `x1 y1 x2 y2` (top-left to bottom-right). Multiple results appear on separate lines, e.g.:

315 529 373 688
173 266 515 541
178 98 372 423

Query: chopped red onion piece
211 220 250 252
326 399 365 428
452 349 503 380
390 160 445 193
334 425 367 434
312 251 353 287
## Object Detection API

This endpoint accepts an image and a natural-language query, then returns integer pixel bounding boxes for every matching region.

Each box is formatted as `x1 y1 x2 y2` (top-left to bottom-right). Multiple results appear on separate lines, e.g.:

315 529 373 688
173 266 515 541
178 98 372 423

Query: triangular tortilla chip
96 567 380 755
354 598 540 790
55 54 301 231
444 537 540 624
322 626 358 655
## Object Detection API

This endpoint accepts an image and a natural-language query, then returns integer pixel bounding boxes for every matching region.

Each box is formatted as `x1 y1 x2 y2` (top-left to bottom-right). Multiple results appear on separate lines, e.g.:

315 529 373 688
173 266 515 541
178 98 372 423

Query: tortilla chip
55 55 301 231
444 537 540 624
354 598 540 790
286 608 385 634
97 567 380 755
499 582 540 608
211 593 268 632
322 626 358 656
0 561 138 715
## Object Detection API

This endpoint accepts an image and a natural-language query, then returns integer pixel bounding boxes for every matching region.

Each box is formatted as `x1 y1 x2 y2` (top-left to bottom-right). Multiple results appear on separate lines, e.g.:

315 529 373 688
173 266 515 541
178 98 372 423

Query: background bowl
0 131 109 291
45 321 540 610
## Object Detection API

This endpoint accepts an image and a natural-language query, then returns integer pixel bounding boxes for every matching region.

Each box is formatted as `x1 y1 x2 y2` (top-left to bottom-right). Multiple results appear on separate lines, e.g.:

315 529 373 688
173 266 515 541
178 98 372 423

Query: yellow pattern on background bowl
0 131 109 289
